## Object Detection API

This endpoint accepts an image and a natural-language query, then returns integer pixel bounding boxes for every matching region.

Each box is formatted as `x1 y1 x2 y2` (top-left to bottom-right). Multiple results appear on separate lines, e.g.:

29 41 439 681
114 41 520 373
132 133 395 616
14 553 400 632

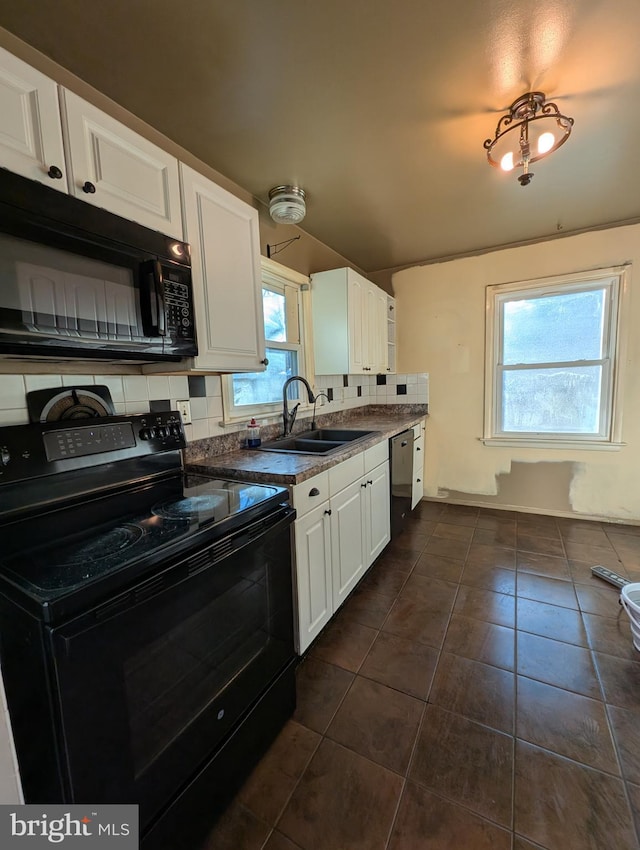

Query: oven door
48 505 295 828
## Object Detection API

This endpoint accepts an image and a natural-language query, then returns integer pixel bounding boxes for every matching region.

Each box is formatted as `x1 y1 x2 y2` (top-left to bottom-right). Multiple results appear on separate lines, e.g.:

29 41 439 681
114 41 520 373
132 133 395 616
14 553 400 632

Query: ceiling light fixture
483 91 574 186
268 185 307 224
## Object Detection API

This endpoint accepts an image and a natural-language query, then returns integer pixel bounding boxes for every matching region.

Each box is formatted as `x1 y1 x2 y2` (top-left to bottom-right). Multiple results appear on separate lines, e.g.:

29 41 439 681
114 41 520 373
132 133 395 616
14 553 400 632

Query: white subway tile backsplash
93 376 125 403
207 396 224 419
123 376 149 401
205 375 222 397
146 376 170 400
190 419 209 441
169 376 189 398
24 375 62 392
124 400 149 415
0 368 426 452
190 397 208 420
0 376 25 409
61 375 94 387
0 409 28 426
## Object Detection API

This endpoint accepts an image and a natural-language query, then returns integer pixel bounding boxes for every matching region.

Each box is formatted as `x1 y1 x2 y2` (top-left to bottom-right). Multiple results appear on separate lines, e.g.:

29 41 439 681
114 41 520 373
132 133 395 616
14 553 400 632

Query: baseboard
420 496 640 527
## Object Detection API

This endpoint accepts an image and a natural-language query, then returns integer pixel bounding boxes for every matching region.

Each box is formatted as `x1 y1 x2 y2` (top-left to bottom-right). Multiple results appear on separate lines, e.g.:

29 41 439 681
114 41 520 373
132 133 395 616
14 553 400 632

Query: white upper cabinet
60 90 183 238
179 163 265 372
312 267 389 375
0 46 66 191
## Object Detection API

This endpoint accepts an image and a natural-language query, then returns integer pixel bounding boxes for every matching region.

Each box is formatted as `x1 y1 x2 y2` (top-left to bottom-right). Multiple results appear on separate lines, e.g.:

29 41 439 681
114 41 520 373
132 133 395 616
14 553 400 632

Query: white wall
394 224 640 523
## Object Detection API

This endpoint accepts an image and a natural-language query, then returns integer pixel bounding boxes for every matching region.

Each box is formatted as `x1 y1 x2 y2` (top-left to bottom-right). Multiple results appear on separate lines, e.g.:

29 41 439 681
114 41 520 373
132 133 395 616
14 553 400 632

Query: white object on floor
620 583 640 651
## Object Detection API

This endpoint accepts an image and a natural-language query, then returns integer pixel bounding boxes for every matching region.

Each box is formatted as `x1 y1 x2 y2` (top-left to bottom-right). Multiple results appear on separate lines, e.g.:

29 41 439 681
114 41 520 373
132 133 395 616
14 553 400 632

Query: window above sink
221 258 315 424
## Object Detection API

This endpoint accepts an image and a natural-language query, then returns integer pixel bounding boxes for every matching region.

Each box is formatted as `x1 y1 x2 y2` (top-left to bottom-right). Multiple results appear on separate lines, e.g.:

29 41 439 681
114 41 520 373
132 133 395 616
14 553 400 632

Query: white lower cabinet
291 441 390 654
330 478 366 610
293 501 333 647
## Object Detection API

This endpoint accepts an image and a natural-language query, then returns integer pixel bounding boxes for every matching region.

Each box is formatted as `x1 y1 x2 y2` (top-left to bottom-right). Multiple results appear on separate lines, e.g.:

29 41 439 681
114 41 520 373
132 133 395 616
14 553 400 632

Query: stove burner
56 524 144 567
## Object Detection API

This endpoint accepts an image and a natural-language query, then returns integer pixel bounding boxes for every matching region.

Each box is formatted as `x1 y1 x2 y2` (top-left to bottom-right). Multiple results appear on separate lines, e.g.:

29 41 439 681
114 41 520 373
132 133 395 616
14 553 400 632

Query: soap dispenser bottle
247 417 261 448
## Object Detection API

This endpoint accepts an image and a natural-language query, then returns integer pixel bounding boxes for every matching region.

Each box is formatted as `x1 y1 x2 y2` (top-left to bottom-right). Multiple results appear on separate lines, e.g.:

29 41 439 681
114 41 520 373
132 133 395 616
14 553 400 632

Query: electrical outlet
176 399 192 424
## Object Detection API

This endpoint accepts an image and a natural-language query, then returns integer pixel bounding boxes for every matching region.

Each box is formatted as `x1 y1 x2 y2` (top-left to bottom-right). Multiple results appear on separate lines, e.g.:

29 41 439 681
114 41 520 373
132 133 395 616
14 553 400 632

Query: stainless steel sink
258 428 377 456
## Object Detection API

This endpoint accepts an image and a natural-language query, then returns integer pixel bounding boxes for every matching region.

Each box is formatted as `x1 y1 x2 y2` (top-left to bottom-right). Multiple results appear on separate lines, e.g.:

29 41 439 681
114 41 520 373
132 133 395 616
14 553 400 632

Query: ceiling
2 0 640 274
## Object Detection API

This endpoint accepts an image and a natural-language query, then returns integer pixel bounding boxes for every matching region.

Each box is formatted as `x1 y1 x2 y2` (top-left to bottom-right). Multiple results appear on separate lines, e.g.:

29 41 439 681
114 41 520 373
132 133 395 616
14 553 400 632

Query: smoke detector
268 185 307 225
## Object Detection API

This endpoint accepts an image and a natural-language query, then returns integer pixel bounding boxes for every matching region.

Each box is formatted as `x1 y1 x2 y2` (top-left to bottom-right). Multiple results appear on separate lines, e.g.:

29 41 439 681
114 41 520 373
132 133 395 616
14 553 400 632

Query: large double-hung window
484 267 628 448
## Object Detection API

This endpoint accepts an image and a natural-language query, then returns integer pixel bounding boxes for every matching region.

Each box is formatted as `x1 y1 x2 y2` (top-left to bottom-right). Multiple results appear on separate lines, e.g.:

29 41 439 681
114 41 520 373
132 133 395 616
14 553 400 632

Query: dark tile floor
202 502 640 850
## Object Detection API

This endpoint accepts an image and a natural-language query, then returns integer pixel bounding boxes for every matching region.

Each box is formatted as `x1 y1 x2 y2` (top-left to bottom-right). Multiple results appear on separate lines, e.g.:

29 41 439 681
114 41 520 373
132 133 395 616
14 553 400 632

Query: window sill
480 437 625 451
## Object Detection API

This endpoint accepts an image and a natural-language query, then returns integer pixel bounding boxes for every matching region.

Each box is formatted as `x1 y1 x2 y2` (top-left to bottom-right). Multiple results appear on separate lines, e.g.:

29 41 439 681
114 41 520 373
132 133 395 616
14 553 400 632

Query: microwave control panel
163 273 195 340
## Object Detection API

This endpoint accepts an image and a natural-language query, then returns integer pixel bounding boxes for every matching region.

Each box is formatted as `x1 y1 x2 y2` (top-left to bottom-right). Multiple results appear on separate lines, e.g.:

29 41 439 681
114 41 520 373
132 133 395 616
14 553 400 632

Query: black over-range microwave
0 168 197 362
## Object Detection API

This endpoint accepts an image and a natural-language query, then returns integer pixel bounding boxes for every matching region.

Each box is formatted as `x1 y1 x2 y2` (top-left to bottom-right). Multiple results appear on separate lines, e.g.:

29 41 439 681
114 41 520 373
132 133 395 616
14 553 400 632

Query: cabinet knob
416 446 421 451
260 358 269 366
82 181 96 194
324 509 332 516
47 165 63 179
387 367 391 371
367 480 373 485
308 487 320 497
361 482 367 488
417 478 421 483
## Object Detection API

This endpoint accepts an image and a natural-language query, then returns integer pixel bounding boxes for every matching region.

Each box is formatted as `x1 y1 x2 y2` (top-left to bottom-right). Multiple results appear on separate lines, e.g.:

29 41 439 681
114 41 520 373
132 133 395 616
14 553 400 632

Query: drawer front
329 453 365 495
290 471 330 517
412 420 425 440
364 439 389 472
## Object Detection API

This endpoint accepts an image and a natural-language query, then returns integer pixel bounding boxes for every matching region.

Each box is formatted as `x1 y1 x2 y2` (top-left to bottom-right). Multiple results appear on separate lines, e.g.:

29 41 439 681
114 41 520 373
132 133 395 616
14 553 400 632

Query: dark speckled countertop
185 406 427 485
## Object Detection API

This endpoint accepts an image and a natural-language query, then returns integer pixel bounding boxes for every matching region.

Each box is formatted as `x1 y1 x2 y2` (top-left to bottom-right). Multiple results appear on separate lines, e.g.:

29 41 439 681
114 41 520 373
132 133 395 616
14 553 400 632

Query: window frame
483 265 629 450
221 258 314 424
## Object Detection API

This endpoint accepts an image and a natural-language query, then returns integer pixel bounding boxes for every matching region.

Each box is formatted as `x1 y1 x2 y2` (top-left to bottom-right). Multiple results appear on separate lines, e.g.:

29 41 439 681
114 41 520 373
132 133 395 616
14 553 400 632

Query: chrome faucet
282 376 316 436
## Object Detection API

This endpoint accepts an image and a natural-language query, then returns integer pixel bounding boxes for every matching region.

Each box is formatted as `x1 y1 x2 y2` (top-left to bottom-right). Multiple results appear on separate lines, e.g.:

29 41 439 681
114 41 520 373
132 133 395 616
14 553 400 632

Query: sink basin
258 428 378 456
301 428 375 442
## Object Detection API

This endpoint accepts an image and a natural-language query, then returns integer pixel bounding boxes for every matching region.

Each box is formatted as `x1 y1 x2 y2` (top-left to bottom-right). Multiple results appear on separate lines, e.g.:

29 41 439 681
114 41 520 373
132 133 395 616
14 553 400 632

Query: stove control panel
0 411 187 485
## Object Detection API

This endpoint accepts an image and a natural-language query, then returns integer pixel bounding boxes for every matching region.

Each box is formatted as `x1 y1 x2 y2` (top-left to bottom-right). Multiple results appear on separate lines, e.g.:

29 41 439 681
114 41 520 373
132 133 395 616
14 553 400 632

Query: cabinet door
386 296 396 374
60 90 182 238
330 479 366 609
366 461 391 565
375 286 389 373
0 47 66 191
180 164 265 372
364 281 388 374
294 504 333 654
347 271 366 373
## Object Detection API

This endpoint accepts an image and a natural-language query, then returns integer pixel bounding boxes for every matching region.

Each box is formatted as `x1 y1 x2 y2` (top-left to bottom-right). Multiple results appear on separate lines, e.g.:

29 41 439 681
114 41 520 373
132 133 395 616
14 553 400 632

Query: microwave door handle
153 262 166 337
141 260 166 337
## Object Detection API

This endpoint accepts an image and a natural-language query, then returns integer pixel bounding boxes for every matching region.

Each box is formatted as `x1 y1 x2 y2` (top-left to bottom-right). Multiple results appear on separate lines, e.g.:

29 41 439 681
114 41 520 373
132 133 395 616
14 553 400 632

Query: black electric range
0 411 296 849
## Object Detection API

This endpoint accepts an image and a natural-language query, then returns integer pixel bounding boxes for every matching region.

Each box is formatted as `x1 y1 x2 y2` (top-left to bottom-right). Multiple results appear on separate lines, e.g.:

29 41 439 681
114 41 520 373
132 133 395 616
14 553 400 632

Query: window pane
263 288 287 342
231 348 298 407
503 289 605 365
501 366 602 433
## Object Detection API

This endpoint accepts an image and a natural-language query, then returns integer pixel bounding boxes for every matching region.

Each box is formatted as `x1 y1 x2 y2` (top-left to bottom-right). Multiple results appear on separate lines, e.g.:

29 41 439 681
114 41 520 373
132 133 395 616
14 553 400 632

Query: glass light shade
268 186 306 224
500 151 515 171
537 132 555 154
